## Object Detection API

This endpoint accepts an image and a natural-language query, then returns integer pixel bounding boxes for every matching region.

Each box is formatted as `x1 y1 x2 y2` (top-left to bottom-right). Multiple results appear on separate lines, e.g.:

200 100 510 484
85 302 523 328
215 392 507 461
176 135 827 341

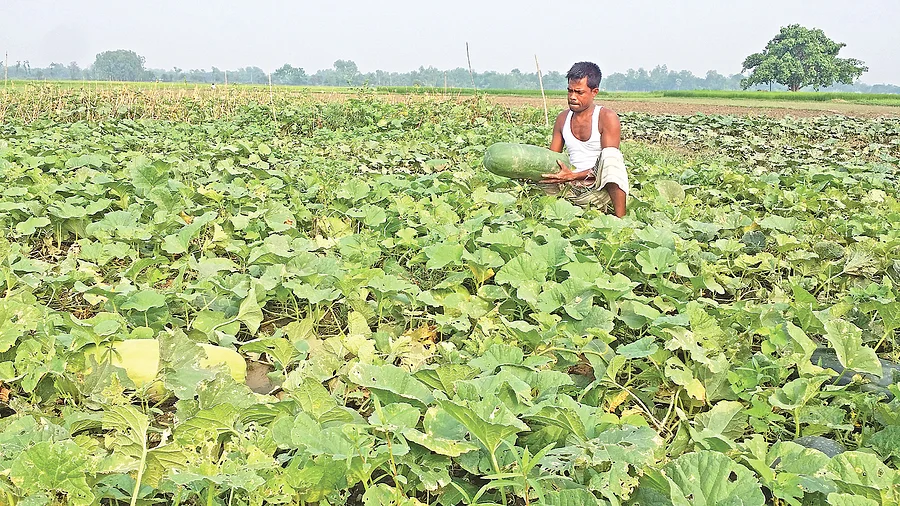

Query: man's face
567 77 598 112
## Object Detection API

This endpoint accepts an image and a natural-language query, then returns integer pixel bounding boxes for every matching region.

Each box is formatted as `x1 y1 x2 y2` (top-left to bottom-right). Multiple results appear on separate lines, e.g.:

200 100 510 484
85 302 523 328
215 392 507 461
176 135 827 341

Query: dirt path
486 95 900 119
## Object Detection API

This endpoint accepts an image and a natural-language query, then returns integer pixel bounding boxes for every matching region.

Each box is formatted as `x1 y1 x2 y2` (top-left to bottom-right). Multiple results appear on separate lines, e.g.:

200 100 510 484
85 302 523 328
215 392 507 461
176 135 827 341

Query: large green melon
483 142 570 181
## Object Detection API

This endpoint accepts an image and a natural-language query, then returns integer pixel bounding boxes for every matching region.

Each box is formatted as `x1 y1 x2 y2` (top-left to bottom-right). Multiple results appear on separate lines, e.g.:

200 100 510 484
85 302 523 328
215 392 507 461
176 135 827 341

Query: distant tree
704 70 727 90
188 69 210 83
210 66 225 84
741 25 867 91
93 50 146 81
544 70 566 90
237 66 267 85
67 62 82 80
272 64 308 85
333 60 360 85
46 62 67 80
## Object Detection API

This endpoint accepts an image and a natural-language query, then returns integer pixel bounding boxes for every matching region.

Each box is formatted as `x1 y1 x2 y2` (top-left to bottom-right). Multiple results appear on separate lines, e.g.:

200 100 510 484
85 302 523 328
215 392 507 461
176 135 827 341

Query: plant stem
130 443 148 506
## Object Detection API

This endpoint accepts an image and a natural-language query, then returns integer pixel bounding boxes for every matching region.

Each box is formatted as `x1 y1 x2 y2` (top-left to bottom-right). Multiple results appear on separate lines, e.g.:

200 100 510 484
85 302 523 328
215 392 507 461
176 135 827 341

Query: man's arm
599 108 627 217
543 111 591 183
549 110 566 153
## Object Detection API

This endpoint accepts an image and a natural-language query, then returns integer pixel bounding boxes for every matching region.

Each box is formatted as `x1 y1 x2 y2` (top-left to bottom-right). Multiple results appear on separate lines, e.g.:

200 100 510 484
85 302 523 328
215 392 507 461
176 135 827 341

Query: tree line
4 26 897 93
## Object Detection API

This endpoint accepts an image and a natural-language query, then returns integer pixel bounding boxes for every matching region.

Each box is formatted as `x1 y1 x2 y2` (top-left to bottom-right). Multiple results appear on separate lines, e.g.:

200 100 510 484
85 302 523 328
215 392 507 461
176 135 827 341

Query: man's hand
541 160 590 184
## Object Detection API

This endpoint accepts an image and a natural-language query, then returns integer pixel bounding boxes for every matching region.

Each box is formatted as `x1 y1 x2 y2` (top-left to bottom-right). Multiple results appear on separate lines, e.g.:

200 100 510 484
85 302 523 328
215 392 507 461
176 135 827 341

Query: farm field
1 85 900 505
4 80 900 119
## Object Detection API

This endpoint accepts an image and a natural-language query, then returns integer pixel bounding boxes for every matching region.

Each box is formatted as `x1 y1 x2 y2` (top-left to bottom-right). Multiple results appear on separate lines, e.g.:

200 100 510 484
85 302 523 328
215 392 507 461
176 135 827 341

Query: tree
67 62 82 80
46 62 67 80
92 50 147 81
272 64 308 85
333 60 360 85
704 70 727 90
741 25 867 91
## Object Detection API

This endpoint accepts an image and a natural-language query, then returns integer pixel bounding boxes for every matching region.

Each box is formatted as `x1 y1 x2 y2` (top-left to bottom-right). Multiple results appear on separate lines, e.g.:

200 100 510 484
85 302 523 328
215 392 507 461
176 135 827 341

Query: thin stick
224 69 228 87
4 52 7 88
268 72 277 124
535 54 549 126
466 42 476 91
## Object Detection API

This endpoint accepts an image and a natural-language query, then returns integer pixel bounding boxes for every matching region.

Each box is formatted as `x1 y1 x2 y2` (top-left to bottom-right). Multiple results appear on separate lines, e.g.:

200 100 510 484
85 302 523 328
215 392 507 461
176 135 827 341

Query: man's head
566 62 602 112
566 62 602 89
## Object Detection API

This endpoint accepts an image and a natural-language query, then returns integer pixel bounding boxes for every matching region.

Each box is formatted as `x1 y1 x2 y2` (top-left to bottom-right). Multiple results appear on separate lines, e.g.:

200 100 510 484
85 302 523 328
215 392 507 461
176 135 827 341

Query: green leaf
414 364 479 394
468 344 524 373
402 430 478 458
402 406 478 457
0 294 43 353
665 356 706 401
66 153 105 169
825 493 879 506
439 399 529 456
655 179 686 204
758 215 799 233
594 272 638 303
103 405 150 462
159 330 218 399
495 253 548 288
237 287 264 334
174 404 240 443
542 199 582 222
635 450 765 506
10 440 95 506
541 489 601 505
825 452 900 503
103 404 187 488
523 404 588 442
424 241 464 269
824 320 882 376
14 216 51 236
691 401 747 450
369 402 420 430
348 363 434 407
619 300 662 329
119 289 167 312
194 256 238 279
585 425 661 465
769 377 826 411
289 376 355 424
636 246 678 276
870 426 900 460
128 155 170 196
616 337 659 359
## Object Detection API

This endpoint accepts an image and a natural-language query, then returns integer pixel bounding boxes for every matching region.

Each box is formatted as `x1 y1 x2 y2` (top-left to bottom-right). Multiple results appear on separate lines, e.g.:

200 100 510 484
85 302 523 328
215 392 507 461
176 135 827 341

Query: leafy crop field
1 86 899 505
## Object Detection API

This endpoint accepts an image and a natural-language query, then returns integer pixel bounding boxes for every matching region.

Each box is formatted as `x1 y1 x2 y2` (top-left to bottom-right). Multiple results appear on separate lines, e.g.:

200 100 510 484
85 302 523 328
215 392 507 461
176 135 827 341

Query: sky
3 0 899 84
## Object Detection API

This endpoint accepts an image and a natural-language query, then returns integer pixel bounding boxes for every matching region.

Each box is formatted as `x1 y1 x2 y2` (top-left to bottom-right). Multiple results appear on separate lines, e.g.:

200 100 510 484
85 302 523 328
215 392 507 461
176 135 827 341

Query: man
542 62 629 217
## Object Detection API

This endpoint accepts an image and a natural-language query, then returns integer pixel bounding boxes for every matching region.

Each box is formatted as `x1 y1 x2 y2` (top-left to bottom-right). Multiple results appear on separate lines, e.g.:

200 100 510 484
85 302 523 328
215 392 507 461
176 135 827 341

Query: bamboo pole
535 54 549 126
268 72 277 124
466 42 476 91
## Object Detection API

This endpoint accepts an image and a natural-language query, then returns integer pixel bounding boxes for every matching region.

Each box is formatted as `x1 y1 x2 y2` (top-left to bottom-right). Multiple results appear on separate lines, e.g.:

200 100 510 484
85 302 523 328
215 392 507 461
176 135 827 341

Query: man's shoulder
598 105 619 119
553 109 569 128
598 105 621 126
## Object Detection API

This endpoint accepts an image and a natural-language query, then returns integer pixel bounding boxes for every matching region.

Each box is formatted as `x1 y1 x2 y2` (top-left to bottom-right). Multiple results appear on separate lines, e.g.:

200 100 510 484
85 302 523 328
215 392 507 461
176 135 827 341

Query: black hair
566 62 602 89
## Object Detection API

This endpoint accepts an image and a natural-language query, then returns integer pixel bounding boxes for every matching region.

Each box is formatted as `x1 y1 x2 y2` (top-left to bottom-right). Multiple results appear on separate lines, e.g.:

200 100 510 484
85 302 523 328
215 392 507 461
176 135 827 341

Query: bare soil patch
485 95 900 119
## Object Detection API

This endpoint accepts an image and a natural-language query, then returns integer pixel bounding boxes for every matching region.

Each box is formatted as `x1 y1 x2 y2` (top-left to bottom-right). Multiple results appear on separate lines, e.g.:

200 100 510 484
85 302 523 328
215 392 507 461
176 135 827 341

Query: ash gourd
82 339 246 398
483 142 570 181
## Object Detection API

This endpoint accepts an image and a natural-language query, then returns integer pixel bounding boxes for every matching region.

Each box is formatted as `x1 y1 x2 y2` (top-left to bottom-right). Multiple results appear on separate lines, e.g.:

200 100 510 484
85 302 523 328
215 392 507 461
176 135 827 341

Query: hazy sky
3 0 899 84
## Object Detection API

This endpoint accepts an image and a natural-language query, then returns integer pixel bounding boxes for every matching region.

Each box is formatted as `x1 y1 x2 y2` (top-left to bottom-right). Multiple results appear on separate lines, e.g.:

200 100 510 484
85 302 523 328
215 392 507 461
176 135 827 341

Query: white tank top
562 106 603 171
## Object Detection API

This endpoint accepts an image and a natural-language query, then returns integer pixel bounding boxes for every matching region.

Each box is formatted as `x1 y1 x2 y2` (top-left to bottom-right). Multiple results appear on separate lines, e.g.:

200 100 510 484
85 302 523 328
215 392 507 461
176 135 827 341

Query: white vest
562 105 603 172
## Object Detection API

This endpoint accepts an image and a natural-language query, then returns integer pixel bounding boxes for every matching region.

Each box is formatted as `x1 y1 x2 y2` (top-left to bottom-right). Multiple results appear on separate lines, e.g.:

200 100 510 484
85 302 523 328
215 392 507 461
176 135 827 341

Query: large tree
92 50 146 82
272 64 308 85
741 25 867 91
